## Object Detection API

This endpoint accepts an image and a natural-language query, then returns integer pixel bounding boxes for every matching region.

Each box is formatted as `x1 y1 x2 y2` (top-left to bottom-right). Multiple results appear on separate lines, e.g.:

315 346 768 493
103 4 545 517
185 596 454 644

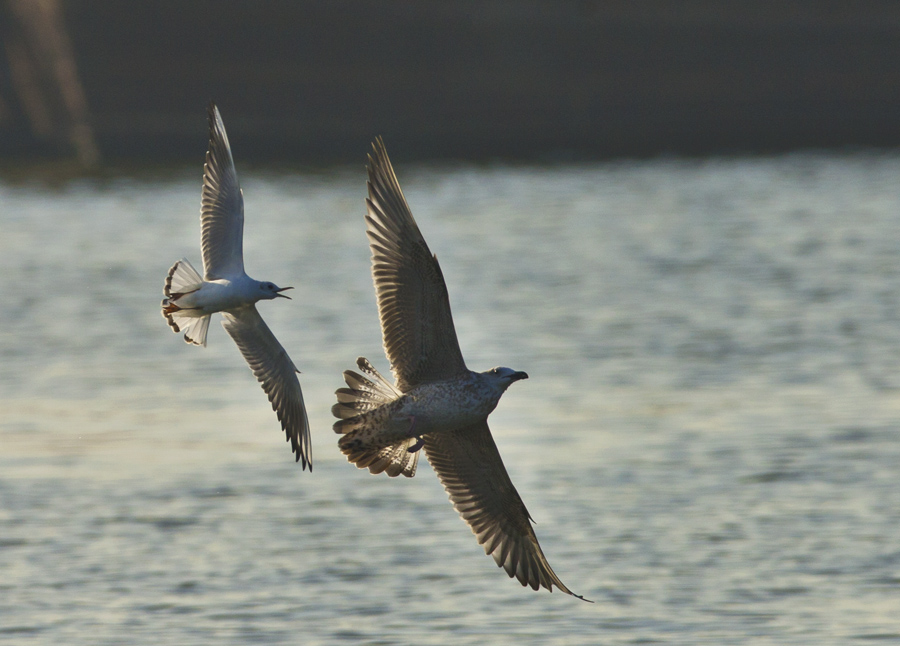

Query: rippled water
3 153 900 644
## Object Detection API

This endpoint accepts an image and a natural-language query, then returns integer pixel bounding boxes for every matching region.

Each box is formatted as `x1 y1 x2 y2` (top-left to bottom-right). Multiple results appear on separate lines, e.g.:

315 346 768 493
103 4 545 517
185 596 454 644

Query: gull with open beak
161 102 311 470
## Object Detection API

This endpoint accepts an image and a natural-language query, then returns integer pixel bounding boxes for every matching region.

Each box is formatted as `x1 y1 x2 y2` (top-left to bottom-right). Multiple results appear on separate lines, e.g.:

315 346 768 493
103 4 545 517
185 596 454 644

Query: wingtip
367 136 389 170
549 577 592 602
288 418 312 471
295 447 312 472
206 102 228 147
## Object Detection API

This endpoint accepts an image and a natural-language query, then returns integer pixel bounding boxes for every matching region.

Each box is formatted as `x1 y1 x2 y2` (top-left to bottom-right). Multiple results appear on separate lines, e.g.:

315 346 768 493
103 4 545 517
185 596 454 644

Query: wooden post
3 0 99 167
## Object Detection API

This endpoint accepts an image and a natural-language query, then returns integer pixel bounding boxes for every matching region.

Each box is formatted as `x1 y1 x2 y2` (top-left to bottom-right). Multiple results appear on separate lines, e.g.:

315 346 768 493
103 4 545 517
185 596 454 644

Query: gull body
333 139 587 600
170 275 288 315
338 367 528 452
395 368 529 433
162 102 311 470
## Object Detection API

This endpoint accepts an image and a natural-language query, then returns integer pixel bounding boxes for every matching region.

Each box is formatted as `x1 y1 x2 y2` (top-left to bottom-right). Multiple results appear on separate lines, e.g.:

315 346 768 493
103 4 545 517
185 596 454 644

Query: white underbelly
177 281 248 314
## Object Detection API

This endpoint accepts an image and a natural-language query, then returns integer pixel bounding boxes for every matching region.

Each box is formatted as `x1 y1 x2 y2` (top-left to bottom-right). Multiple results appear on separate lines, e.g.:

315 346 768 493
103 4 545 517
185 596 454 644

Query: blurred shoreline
2 1 900 166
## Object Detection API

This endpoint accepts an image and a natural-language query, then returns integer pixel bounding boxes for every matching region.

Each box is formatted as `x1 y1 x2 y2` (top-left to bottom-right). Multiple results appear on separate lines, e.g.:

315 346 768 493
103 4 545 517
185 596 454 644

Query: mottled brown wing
200 102 245 280
221 306 312 470
423 421 586 599
365 138 468 391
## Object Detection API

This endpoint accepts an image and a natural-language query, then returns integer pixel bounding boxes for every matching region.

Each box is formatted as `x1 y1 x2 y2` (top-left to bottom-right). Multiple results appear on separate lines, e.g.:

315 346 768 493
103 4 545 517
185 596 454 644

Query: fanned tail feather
161 258 210 346
332 357 401 418
332 357 419 477
175 314 211 346
164 258 203 297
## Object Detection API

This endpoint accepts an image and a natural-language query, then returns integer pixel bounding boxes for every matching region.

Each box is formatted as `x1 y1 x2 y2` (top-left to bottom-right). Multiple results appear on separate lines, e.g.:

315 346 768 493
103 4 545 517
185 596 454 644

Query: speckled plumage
334 359 513 461
333 138 588 600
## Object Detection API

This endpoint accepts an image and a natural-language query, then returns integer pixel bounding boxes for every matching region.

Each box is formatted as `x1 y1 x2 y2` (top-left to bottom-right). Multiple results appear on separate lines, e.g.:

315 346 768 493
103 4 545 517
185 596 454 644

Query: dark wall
5 1 900 163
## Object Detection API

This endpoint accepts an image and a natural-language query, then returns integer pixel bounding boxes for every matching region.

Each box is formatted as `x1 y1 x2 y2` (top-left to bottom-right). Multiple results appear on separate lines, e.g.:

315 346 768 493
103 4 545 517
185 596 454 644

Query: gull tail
161 258 210 347
332 357 420 478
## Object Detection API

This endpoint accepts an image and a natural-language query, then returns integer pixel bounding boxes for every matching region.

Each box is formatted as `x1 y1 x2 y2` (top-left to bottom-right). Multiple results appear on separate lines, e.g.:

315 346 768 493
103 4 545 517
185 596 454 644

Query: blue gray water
2 153 900 644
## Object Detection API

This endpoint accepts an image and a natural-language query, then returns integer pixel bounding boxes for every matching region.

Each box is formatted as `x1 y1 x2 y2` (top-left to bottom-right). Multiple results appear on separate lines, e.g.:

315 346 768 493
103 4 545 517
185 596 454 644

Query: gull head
483 366 529 392
258 281 294 300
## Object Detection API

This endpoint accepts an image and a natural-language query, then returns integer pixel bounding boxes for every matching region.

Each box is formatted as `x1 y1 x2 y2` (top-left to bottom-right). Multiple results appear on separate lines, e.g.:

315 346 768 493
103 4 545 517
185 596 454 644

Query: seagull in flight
161 102 311 470
332 138 587 599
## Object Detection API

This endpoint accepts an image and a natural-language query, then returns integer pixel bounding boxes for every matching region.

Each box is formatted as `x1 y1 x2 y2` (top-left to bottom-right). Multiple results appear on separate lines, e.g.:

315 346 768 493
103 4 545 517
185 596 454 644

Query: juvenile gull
161 102 311 470
333 138 587 599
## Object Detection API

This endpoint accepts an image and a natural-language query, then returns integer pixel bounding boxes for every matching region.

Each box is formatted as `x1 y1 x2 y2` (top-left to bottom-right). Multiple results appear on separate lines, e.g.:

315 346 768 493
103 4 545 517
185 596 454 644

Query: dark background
3 0 900 165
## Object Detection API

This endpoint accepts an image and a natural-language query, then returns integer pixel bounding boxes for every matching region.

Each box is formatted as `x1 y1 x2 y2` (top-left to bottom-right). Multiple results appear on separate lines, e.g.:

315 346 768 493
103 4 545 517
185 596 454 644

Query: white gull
333 138 587 599
161 102 311 470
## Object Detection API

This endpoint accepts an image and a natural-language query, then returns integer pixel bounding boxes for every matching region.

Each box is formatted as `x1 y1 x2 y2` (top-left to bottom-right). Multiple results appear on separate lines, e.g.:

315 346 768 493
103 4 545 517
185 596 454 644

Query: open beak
275 286 294 299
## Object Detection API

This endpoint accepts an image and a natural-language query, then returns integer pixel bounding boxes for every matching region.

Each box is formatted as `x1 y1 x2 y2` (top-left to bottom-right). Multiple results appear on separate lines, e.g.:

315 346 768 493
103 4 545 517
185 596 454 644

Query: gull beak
275 286 294 299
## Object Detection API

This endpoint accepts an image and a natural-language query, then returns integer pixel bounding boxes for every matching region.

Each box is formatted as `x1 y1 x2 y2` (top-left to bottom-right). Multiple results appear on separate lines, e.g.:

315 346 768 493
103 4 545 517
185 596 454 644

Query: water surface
2 153 900 644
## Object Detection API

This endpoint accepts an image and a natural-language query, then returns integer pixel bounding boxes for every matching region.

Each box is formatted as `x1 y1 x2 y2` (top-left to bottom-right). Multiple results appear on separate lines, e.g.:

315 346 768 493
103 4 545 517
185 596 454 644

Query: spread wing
423 421 587 599
222 306 311 470
365 138 467 391
200 102 245 280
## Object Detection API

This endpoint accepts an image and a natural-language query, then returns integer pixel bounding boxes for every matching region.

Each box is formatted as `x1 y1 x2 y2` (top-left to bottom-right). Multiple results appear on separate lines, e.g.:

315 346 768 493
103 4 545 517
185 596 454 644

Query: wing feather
365 138 467 390
423 421 586 599
201 102 245 280
222 307 311 470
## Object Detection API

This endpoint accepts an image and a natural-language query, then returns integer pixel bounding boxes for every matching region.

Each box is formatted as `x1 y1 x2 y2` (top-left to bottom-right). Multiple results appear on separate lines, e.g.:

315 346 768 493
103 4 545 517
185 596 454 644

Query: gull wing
221 306 312 470
424 421 587 599
200 102 245 280
365 138 467 390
